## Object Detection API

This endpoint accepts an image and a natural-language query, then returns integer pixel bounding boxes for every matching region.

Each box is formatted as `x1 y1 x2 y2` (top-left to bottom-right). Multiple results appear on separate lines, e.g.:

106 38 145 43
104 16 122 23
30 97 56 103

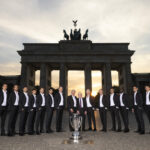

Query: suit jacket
119 93 130 108
95 94 108 108
132 92 143 108
46 94 54 109
29 94 36 110
0 90 9 109
108 93 120 108
77 98 86 112
19 92 29 110
67 95 78 110
84 96 96 109
54 92 65 108
143 92 150 106
8 91 20 110
36 93 46 109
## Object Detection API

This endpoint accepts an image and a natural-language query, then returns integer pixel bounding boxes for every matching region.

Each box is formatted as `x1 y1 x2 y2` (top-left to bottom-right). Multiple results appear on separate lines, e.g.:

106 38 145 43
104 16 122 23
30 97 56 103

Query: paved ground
0 110 150 150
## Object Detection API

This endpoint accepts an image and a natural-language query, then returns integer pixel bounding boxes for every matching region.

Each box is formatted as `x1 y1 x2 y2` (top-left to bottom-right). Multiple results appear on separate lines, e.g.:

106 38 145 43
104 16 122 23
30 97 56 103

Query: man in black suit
54 86 65 132
35 87 46 134
7 85 20 136
77 92 87 131
45 88 55 133
119 88 130 132
0 84 8 136
67 89 78 131
28 88 37 135
19 86 29 136
132 86 145 134
85 89 96 131
109 88 121 132
95 89 108 132
144 85 150 132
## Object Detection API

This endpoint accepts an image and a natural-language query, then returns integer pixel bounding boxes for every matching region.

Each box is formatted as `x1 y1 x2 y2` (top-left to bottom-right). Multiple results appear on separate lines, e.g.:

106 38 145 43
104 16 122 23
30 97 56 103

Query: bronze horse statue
83 29 88 40
63 30 69 40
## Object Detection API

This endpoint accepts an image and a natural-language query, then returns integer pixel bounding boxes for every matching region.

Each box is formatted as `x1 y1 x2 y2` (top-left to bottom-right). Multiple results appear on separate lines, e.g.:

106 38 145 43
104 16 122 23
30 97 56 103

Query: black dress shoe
36 131 40 135
28 132 34 135
19 133 24 136
139 131 145 134
93 128 96 131
109 128 116 131
124 129 129 133
88 128 92 131
116 129 122 132
1 133 6 136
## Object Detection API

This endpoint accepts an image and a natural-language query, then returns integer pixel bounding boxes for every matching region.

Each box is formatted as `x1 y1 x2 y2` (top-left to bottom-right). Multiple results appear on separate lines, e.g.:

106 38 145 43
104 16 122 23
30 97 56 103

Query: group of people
0 83 150 137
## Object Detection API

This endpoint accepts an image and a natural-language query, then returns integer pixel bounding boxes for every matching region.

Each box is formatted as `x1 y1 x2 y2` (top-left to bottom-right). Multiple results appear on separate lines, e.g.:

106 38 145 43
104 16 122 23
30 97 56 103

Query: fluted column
84 63 92 92
102 63 112 94
59 63 68 102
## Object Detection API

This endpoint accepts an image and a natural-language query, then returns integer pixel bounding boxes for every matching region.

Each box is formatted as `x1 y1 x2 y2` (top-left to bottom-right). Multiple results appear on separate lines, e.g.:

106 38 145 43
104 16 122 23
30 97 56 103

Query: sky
0 0 150 95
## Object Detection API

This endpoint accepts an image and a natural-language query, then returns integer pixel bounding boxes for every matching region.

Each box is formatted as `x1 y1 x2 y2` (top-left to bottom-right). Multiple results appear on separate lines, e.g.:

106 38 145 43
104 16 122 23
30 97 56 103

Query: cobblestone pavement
0 111 150 150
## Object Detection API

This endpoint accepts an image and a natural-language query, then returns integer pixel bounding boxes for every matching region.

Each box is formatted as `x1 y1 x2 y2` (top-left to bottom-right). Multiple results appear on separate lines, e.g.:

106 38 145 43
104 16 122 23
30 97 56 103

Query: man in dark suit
7 85 20 136
45 88 55 133
54 86 65 132
119 88 130 132
0 84 8 136
35 87 46 134
144 85 150 132
132 86 145 134
95 89 108 132
27 88 37 135
77 92 87 131
19 86 29 136
67 89 78 131
109 88 121 132
85 89 96 131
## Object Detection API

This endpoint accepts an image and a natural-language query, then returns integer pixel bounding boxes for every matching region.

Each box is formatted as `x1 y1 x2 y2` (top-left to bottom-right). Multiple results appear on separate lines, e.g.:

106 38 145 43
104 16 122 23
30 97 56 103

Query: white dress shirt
86 96 92 107
41 93 45 106
24 92 29 107
72 96 77 107
1 90 7 106
79 98 83 108
146 91 150 105
120 93 125 107
110 93 115 106
59 92 64 106
99 95 104 107
14 91 19 106
50 94 54 107
33 94 36 108
134 92 137 106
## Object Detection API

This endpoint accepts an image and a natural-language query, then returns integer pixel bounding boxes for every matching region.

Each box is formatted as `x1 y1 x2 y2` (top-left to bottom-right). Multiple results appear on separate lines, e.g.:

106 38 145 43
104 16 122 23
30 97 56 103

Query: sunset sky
0 0 150 95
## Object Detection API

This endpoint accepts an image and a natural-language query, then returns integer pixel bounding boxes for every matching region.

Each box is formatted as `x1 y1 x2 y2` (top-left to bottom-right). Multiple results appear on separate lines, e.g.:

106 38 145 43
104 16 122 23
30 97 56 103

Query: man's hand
132 109 134 113
70 109 74 113
77 110 80 114
22 108 24 111
84 111 87 115
30 109 33 111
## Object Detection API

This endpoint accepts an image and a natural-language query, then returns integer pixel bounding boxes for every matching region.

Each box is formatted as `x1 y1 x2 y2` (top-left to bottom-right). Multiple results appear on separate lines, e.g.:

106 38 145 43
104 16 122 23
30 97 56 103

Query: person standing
27 88 37 135
95 89 108 132
144 85 150 132
0 84 9 136
132 86 145 134
19 86 29 136
7 85 20 136
85 89 96 131
45 88 55 133
54 86 65 132
119 88 130 132
77 92 87 131
109 88 121 132
35 87 46 134
67 89 78 131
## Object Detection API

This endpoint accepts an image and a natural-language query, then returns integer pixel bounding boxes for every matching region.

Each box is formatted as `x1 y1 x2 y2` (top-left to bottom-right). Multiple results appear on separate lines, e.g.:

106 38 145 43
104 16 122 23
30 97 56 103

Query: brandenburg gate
17 22 134 99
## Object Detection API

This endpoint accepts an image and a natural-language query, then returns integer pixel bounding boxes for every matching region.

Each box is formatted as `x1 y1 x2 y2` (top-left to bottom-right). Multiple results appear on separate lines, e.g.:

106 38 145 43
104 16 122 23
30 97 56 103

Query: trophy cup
70 113 82 143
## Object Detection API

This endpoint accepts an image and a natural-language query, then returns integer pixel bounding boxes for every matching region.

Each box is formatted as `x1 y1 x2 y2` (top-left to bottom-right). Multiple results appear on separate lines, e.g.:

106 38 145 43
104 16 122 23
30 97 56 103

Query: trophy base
70 131 82 143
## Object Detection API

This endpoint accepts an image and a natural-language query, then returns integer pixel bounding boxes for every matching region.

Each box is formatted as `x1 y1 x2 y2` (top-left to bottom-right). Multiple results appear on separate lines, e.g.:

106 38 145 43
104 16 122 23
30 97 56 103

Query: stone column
84 63 92 92
119 63 132 94
20 63 35 93
102 63 112 94
59 63 68 102
40 63 51 94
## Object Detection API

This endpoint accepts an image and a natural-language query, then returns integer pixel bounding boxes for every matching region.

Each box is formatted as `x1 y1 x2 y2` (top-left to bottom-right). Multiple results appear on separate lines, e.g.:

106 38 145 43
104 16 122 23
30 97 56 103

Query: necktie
80 99 81 108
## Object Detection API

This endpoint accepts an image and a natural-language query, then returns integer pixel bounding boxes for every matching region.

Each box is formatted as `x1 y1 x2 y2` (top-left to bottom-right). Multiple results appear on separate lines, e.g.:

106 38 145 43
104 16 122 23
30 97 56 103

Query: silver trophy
70 113 82 142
